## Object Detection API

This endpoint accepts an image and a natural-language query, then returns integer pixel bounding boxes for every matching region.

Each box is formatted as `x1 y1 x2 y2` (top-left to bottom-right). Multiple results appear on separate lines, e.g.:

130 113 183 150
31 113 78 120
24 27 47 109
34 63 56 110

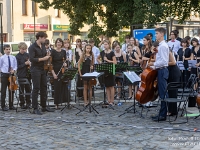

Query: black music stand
116 62 128 72
119 71 141 117
76 72 103 116
60 68 80 112
94 63 115 109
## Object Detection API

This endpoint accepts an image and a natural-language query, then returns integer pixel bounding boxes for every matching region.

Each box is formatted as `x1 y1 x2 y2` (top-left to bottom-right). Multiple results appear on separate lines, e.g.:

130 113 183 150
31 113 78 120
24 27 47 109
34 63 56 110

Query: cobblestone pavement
0 94 200 150
0 83 200 150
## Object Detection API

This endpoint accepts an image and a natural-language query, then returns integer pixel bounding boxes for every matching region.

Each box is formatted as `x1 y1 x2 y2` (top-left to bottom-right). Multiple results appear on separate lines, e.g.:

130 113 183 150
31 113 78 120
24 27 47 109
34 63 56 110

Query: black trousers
18 77 31 106
1 73 14 108
31 70 47 109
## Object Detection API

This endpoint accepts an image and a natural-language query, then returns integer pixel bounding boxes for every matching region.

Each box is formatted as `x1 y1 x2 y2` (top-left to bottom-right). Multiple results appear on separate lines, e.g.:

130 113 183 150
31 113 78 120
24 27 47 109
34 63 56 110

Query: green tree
33 0 200 38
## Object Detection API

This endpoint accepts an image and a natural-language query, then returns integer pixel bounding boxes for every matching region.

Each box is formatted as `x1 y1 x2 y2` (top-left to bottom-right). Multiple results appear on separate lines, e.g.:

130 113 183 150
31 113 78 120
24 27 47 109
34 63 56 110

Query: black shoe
167 113 177 116
33 109 42 115
42 107 55 112
152 116 166 121
9 106 16 110
2 106 9 111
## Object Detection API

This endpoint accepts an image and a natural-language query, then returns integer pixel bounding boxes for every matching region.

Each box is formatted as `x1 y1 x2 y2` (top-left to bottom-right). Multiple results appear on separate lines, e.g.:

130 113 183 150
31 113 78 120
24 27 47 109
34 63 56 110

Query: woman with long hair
113 42 126 99
63 39 73 67
126 44 140 99
97 40 117 106
78 44 94 106
130 37 142 58
141 35 153 70
74 39 82 66
51 38 68 109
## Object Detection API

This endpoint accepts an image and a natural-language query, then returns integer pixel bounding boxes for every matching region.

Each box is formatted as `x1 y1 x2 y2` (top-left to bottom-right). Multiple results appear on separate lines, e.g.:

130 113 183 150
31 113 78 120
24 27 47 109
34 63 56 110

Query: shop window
53 32 68 43
22 0 27 16
32 1 38 16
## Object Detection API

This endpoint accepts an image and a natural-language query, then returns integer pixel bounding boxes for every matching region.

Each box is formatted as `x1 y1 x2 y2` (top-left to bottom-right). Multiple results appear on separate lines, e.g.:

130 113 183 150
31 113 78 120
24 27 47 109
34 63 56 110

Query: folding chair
16 78 32 112
178 74 197 116
160 82 188 124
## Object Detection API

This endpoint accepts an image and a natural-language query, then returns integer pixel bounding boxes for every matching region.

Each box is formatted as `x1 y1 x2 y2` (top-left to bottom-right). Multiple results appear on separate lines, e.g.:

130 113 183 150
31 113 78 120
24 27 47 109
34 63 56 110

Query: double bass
136 48 158 104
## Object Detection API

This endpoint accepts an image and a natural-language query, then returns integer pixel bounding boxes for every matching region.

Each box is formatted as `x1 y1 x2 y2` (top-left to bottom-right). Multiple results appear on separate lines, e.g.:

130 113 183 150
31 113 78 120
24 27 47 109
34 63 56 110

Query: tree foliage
33 0 200 37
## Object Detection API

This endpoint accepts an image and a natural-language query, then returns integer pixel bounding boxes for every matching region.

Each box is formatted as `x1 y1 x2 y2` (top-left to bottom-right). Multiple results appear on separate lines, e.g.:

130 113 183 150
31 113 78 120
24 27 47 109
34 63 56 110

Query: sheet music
82 72 100 77
176 61 185 70
188 60 197 68
124 71 141 83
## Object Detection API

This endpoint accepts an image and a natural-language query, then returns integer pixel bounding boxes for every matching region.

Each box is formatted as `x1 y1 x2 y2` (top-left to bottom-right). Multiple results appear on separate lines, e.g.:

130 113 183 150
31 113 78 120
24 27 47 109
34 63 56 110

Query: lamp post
0 2 3 54
33 1 36 41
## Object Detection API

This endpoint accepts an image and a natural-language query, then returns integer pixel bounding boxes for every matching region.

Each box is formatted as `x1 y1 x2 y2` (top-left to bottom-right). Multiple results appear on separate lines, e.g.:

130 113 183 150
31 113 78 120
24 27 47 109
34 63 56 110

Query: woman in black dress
126 44 140 99
97 40 117 105
114 42 126 99
167 50 181 116
177 38 191 83
78 44 94 106
191 38 200 75
51 38 68 109
74 39 83 97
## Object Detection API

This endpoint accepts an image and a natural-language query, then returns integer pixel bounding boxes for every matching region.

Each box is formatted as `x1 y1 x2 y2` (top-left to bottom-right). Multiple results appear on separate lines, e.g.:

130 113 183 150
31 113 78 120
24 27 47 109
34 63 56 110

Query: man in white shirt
122 35 130 53
148 27 169 121
168 30 181 60
89 39 100 64
0 45 17 111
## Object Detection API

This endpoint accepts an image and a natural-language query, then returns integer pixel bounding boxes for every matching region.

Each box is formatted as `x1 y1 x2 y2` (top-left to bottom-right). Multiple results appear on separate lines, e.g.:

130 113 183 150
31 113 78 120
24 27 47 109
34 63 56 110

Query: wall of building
10 0 90 43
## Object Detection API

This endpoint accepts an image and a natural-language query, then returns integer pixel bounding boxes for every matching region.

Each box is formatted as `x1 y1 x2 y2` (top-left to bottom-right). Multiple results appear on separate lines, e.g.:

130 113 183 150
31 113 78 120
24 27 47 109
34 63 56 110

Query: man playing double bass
148 27 169 121
28 32 54 115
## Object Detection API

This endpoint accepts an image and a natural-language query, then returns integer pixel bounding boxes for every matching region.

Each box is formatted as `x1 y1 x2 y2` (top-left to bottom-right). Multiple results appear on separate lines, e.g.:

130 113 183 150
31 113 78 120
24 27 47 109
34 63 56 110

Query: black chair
114 72 125 101
178 74 197 116
160 82 188 124
16 78 32 112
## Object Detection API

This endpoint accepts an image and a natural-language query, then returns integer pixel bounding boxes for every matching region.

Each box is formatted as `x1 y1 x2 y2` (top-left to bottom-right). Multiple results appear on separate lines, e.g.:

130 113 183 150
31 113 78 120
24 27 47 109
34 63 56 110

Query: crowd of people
0 28 199 121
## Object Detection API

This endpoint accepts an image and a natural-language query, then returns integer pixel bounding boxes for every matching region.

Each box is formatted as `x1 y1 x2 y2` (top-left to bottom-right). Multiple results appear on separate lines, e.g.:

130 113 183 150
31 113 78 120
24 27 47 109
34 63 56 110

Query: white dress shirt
122 43 128 53
154 40 169 69
63 49 73 62
0 54 17 73
168 39 181 55
92 46 100 64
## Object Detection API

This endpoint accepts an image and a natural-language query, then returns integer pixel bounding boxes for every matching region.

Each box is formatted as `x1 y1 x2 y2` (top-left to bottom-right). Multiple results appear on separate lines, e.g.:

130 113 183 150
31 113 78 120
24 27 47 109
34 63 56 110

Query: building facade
4 0 90 43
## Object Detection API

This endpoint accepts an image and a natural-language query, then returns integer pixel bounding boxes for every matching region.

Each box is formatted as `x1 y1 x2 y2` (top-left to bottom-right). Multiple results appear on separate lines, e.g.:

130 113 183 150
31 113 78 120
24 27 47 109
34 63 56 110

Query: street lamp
0 3 3 54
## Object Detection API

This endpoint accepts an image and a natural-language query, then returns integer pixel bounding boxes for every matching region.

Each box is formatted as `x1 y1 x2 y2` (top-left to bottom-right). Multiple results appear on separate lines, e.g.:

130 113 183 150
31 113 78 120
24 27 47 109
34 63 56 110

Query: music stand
76 72 103 116
119 71 141 117
116 62 128 72
94 63 115 109
60 68 81 112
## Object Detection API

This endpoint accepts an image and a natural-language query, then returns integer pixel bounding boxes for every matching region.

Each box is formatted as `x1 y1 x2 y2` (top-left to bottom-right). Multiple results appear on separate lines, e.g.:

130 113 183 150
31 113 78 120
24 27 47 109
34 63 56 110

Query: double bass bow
136 48 158 104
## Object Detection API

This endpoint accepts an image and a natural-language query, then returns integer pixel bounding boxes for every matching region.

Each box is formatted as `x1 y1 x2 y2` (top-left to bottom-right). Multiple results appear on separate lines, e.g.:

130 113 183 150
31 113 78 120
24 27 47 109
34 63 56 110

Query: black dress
177 48 191 83
51 49 69 104
115 53 124 83
168 64 181 114
75 48 83 97
191 46 200 75
100 51 115 87
127 50 139 66
81 56 92 75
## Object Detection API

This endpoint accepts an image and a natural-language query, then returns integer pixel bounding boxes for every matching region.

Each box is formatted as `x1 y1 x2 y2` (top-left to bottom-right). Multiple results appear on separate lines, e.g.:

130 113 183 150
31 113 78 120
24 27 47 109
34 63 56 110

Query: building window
55 9 61 18
22 0 27 15
32 1 38 16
